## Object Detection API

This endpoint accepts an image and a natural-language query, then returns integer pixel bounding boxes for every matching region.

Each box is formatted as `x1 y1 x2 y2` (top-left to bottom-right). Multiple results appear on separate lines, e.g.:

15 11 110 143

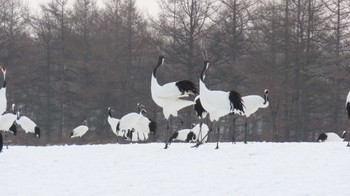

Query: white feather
118 111 153 141
71 124 89 138
0 87 6 115
346 91 350 106
319 132 344 142
151 75 194 119
242 95 269 117
16 115 38 134
0 67 7 114
0 113 16 132
199 80 234 121
171 128 193 142
107 108 120 136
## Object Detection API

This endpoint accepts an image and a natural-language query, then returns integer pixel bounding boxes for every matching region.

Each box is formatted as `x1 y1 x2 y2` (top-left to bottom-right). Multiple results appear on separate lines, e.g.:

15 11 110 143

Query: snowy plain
1 142 350 196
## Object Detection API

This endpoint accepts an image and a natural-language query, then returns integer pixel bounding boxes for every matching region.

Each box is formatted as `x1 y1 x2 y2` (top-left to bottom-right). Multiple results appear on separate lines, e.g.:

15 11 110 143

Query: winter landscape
1 0 350 195
1 142 350 196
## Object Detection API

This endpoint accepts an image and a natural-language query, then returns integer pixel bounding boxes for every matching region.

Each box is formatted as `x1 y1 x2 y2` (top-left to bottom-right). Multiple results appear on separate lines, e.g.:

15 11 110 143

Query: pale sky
25 0 159 17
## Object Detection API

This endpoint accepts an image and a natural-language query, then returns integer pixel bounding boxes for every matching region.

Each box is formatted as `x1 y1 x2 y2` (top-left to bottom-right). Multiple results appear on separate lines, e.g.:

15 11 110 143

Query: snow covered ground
1 142 349 196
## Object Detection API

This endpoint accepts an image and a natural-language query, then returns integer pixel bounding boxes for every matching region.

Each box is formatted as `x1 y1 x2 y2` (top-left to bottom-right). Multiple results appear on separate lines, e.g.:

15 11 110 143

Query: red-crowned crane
70 120 89 138
241 89 269 143
199 60 244 149
116 103 157 142
168 123 210 146
16 111 41 138
107 107 120 136
168 124 196 145
316 131 346 142
151 56 198 149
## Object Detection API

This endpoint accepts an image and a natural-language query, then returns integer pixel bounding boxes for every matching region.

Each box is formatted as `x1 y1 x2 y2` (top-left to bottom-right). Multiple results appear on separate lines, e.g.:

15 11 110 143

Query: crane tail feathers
229 90 244 114
9 123 17 136
194 97 207 118
35 126 41 138
149 119 157 134
347 102 350 118
316 133 327 142
176 80 198 95
186 132 195 142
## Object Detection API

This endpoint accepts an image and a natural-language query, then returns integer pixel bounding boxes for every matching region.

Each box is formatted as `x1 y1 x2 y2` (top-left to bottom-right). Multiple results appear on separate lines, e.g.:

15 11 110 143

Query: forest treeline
0 0 349 145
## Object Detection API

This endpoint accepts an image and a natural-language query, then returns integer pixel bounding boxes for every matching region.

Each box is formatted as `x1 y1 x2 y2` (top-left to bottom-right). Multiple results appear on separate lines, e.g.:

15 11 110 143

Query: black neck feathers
153 56 164 77
200 60 209 82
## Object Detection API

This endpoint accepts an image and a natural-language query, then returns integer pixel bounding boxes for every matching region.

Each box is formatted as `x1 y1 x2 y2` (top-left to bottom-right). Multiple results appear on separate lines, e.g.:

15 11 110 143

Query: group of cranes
0 66 41 153
151 56 270 149
70 103 157 143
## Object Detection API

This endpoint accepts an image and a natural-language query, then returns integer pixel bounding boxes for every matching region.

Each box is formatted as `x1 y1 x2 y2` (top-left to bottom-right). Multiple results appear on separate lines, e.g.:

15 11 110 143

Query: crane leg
192 122 212 148
215 124 219 149
164 121 169 149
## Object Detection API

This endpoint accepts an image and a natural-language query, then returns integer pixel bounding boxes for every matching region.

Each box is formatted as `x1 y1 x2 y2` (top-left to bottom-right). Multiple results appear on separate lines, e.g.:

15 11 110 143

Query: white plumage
107 107 120 136
0 104 17 135
316 132 346 142
0 66 7 115
70 120 89 138
241 89 269 118
191 123 209 143
168 123 209 144
240 90 269 143
151 56 198 119
151 56 198 148
16 111 41 138
346 91 350 118
168 127 195 144
199 61 244 121
117 104 156 142
199 60 244 149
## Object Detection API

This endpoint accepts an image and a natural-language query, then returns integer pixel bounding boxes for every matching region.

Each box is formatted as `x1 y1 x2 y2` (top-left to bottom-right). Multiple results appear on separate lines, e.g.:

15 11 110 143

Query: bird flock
3 55 350 152
0 66 41 153
151 56 270 149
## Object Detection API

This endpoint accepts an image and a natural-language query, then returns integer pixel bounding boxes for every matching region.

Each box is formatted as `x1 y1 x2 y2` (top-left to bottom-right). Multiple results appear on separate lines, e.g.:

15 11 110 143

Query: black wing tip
9 123 17 136
176 80 199 95
35 126 41 138
229 90 244 113
316 132 327 142
149 119 157 134
194 97 207 118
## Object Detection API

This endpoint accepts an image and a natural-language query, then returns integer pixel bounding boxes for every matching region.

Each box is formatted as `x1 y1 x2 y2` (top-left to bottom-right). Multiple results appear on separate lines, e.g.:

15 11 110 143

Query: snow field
1 142 349 196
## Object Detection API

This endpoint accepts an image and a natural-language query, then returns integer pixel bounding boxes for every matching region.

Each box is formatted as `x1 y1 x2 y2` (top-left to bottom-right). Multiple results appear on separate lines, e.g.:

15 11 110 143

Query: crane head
1 66 7 73
158 55 165 66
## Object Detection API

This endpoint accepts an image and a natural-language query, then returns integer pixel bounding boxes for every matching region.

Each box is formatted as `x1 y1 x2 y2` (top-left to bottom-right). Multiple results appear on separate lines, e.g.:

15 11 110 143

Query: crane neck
153 56 164 78
200 61 209 82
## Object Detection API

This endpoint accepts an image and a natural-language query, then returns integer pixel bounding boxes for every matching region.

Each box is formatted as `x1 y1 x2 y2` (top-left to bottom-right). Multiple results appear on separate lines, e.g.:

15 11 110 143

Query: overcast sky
25 0 159 17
